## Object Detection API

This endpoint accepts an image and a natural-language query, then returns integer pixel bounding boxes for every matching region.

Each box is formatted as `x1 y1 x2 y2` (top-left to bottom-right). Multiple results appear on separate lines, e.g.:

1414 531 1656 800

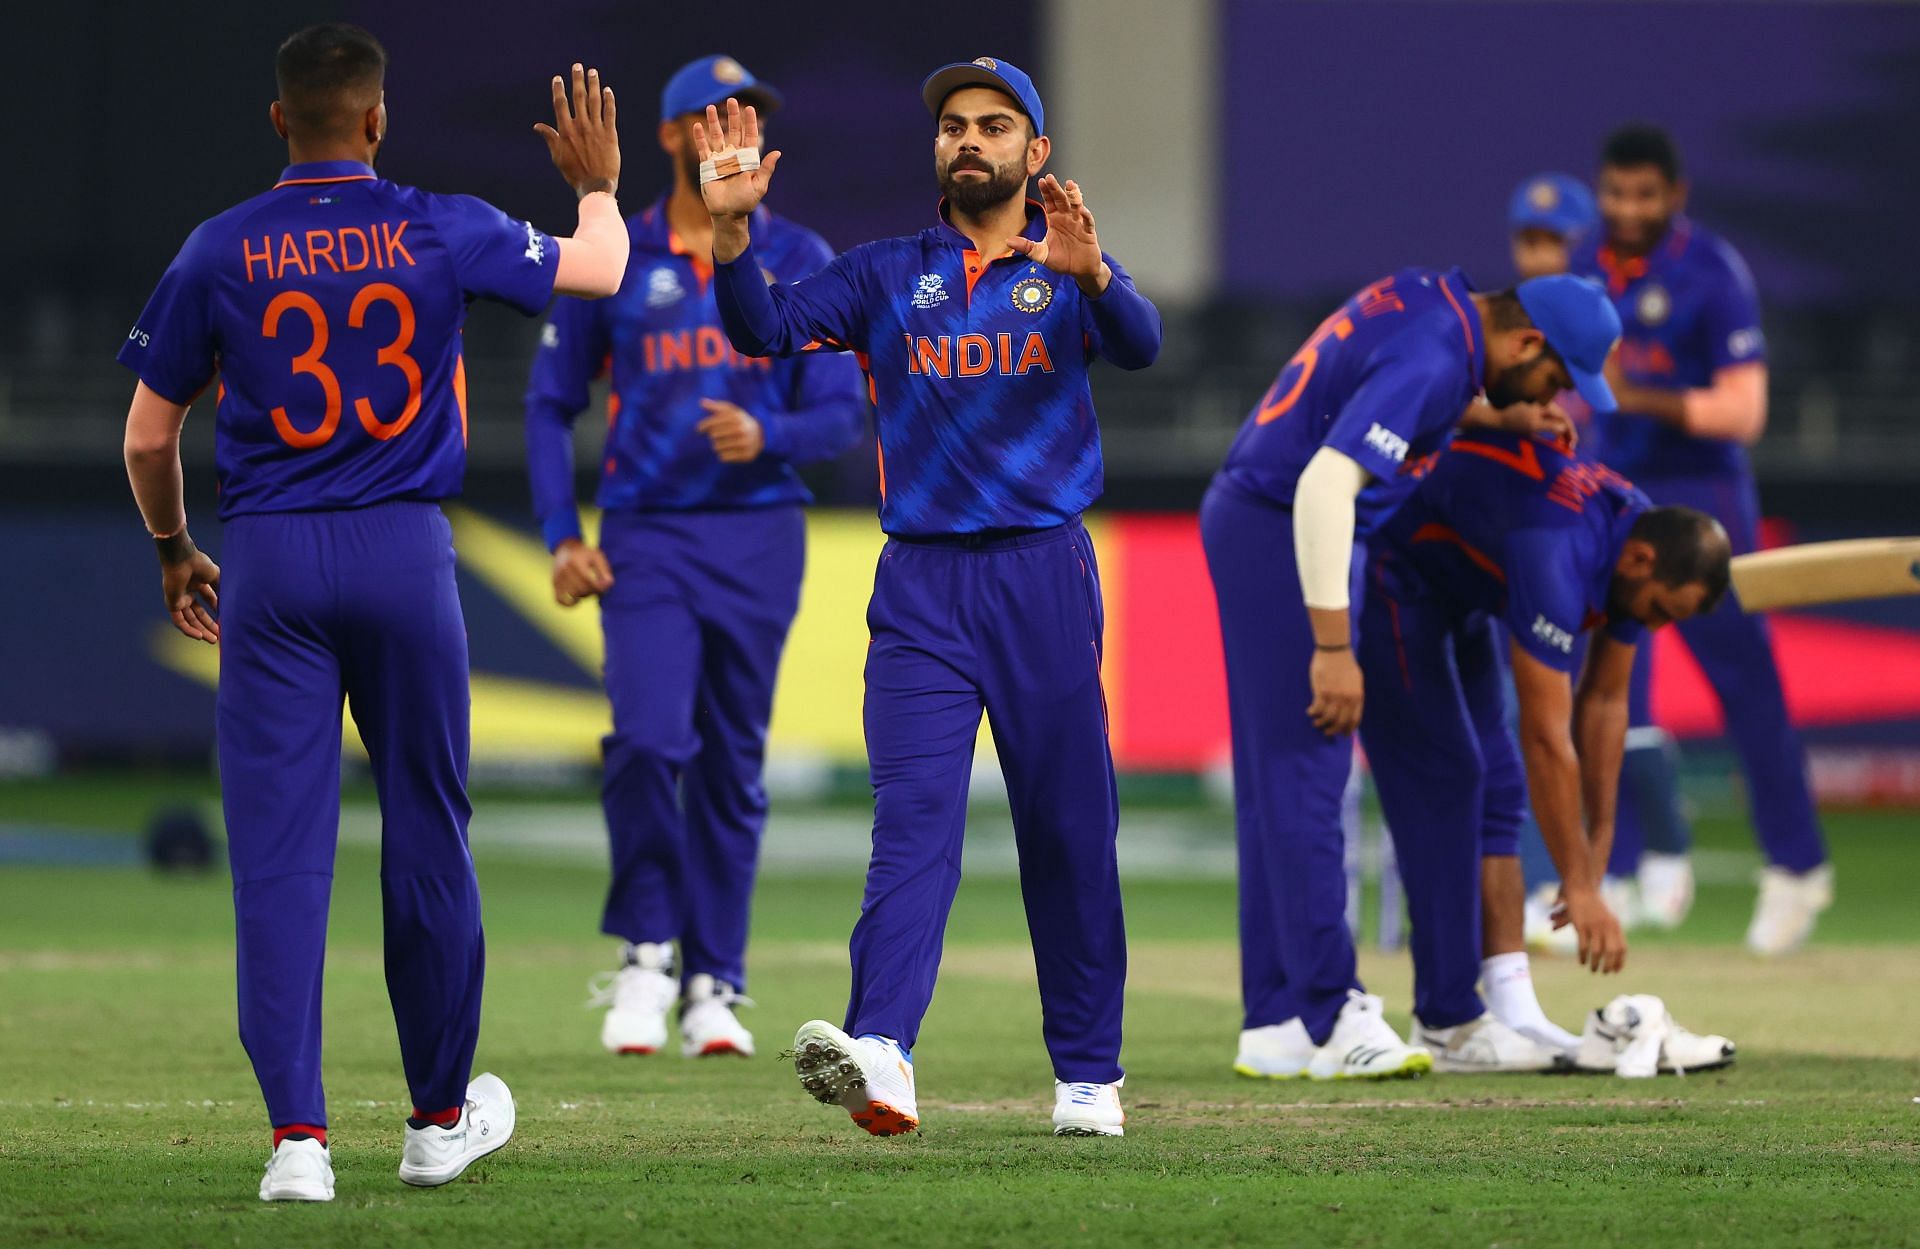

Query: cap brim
1570 365 1617 414
670 84 782 120
921 64 1021 119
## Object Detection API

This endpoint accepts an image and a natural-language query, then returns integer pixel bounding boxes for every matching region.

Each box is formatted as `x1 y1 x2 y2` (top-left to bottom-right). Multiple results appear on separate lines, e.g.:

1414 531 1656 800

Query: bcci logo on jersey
1531 614 1575 655
912 273 949 309
1011 276 1052 314
523 221 546 264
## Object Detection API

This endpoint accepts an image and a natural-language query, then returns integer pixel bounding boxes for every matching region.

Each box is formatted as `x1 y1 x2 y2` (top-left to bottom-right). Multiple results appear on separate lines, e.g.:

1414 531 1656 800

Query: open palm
692 97 782 218
1008 174 1104 287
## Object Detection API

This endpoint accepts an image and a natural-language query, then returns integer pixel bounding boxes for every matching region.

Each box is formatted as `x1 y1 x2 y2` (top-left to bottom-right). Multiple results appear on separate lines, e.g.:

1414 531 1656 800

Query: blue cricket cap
921 56 1044 137
661 55 782 121
1508 172 1597 240
1517 275 1622 413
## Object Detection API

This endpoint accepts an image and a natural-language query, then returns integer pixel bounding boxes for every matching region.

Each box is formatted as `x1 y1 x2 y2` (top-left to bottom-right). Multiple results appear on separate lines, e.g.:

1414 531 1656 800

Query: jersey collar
933 196 1046 253
1595 216 1694 293
1439 268 1487 394
273 160 377 189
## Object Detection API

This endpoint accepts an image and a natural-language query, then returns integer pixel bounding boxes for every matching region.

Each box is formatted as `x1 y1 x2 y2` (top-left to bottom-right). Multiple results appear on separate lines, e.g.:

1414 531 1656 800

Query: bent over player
1360 431 1730 1070
526 55 862 1062
118 25 628 1201
1207 273 1621 1081
699 57 1161 1137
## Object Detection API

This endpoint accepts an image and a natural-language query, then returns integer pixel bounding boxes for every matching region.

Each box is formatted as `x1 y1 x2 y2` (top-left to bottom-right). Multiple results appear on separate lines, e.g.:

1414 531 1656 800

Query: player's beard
1483 354 1557 410
939 155 1027 217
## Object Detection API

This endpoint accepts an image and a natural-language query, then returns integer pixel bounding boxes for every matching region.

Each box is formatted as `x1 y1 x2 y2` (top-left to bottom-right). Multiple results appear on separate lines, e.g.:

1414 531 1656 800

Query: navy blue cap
661 55 782 121
1517 275 1622 413
1508 172 1597 240
921 56 1044 137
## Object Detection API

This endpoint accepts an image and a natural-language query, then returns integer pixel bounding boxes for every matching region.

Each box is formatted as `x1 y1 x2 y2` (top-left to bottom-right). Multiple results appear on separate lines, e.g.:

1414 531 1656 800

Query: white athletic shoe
1510 1017 1583 1058
679 974 755 1058
588 944 677 1055
1305 991 1433 1081
791 1019 919 1136
1746 863 1834 957
1053 1079 1125 1137
1573 995 1736 1076
1601 875 1643 931
397 1072 515 1187
1639 853 1696 930
1412 1013 1567 1073
1234 1019 1316 1079
259 1136 334 1202
1523 885 1578 955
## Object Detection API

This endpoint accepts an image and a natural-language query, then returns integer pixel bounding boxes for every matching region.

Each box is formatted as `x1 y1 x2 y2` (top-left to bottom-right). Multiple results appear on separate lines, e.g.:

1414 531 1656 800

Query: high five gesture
695 97 783 262
535 63 621 199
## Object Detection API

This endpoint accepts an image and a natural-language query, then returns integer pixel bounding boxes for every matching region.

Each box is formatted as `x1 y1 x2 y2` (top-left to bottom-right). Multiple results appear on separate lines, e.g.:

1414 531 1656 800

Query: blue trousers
846 520 1125 1084
597 507 804 991
1611 471 1826 874
1201 482 1364 1044
218 503 480 1130
1357 572 1524 1028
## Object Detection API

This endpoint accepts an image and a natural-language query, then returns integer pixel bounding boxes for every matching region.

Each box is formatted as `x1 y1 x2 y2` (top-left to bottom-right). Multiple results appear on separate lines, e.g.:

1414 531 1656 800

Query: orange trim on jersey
1450 435 1545 480
273 174 378 189
607 390 622 429
1596 245 1649 296
1439 278 1476 372
667 228 714 291
1409 522 1506 583
453 353 469 445
962 249 988 303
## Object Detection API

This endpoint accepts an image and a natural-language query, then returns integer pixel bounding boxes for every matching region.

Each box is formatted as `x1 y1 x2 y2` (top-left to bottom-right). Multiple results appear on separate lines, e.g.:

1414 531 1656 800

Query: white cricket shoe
1234 1019 1316 1079
588 944 677 1054
1053 1079 1125 1137
1639 853 1696 930
1523 885 1578 955
1601 875 1643 931
1412 1013 1567 1073
1746 863 1834 957
1305 991 1433 1081
259 1136 334 1202
397 1072 515 1187
1509 1016 1583 1059
791 1019 918 1136
680 973 755 1058
1574 995 1736 1076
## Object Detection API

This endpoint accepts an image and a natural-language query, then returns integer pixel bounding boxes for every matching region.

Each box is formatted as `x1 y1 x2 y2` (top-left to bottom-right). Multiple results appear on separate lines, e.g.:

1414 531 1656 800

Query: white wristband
699 148 761 185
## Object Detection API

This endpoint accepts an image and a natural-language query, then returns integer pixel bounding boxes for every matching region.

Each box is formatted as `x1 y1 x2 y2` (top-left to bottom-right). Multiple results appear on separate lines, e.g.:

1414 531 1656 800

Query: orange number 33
262 283 423 449
1255 312 1354 426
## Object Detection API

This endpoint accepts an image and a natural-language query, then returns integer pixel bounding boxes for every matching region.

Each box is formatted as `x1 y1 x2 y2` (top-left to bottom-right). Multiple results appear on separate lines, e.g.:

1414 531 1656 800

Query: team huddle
117 23 1827 1202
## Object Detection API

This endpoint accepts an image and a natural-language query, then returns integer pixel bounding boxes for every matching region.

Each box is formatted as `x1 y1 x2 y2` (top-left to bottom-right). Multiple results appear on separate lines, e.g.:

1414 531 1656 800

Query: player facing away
1207 272 1622 1081
118 25 629 1201
525 55 863 1062
1569 124 1832 955
697 57 1160 1137
1358 431 1731 1070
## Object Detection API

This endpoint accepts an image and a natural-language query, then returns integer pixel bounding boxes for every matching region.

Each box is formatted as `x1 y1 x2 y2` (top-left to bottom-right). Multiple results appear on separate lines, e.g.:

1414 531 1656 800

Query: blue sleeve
434 194 560 317
715 239 868 357
1080 253 1161 370
1322 337 1458 481
763 349 867 464
1702 244 1767 371
1604 613 1645 648
116 225 218 405
523 296 609 550
1503 528 1589 672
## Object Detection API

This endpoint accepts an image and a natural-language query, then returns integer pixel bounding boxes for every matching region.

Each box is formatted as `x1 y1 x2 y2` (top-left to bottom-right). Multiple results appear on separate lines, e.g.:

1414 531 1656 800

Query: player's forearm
714 242 801 358
123 384 192 538
553 192 629 299
1573 682 1628 872
712 212 752 265
1613 381 1689 428
761 395 866 465
1292 447 1368 621
1520 728 1599 894
525 396 585 550
1682 364 1767 444
1084 266 1161 370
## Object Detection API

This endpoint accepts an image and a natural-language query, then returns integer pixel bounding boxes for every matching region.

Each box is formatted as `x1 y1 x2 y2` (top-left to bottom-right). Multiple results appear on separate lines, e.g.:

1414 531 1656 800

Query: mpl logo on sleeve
1363 423 1411 464
911 273 949 309
1531 614 1575 654
523 221 546 264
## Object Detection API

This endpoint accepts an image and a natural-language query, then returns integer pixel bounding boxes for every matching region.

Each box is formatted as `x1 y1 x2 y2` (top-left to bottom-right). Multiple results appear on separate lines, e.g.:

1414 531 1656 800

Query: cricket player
1509 172 1598 282
118 25 628 1200
697 57 1161 1137
1359 429 1731 1069
525 55 863 1062
1570 124 1832 955
1209 272 1623 1081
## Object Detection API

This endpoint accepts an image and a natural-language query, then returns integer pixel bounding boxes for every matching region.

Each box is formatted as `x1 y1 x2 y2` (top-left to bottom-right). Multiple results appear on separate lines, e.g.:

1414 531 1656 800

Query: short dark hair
1601 122 1682 184
276 23 387 142
1630 505 1731 609
1483 288 1535 332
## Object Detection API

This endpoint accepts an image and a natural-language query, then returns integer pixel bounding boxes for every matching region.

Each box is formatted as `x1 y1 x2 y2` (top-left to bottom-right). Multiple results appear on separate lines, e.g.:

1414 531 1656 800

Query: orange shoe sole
849 1100 919 1137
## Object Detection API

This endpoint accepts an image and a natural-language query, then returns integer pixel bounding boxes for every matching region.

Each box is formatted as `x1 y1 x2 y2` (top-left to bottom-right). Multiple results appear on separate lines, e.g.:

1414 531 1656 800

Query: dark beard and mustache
1482 353 1558 410
938 154 1028 216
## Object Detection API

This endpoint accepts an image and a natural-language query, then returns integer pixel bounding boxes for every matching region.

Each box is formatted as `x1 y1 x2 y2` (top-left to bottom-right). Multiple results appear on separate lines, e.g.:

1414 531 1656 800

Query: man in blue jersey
695 58 1161 1138
1570 124 1832 956
1208 272 1621 1081
1359 431 1730 1068
118 25 629 1200
525 55 863 1063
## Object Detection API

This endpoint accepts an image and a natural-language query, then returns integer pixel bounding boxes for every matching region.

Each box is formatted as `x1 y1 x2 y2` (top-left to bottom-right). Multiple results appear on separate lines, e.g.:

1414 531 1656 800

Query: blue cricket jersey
1569 217 1766 480
117 159 560 518
524 199 865 551
1374 430 1650 672
1215 268 1487 540
712 199 1162 537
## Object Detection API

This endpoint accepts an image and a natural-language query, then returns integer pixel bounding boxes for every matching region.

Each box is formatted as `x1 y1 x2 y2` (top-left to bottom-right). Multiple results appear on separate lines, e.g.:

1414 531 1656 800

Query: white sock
1482 951 1579 1051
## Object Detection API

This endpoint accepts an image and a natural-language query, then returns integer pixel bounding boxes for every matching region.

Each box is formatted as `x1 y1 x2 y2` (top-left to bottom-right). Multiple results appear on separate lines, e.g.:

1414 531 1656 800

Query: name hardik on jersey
1216 267 1487 540
1569 217 1766 480
713 199 1163 537
118 159 560 518
1374 430 1651 672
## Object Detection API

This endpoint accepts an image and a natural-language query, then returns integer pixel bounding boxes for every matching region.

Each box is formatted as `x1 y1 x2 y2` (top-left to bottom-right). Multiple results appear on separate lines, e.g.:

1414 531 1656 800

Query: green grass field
2 776 1917 1247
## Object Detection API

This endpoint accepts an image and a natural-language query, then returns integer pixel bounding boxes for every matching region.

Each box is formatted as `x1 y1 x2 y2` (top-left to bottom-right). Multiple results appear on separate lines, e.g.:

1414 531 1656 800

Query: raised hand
693 97 783 220
535 63 621 199
1007 174 1108 294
